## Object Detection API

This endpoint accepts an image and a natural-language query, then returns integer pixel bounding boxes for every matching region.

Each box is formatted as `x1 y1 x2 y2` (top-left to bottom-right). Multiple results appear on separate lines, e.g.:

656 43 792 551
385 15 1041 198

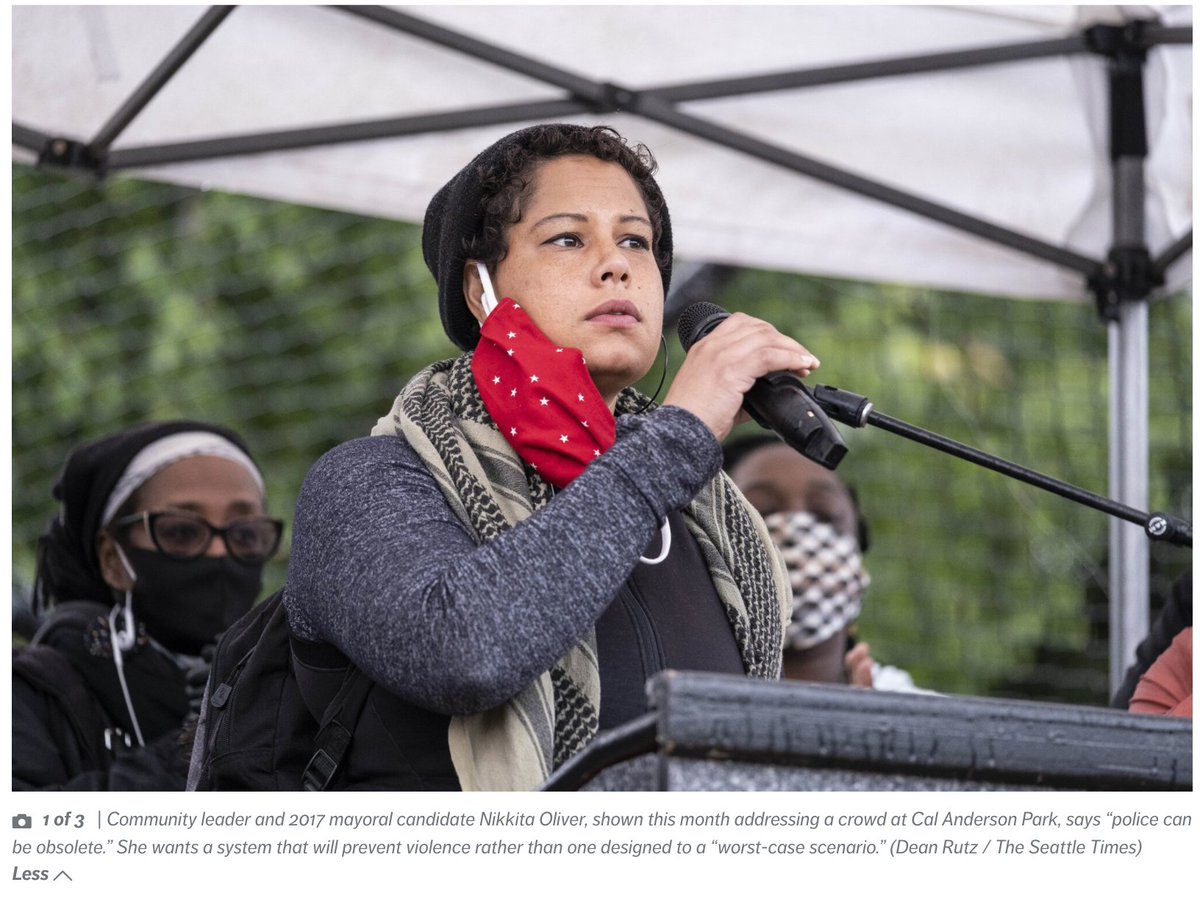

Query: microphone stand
811 385 1192 548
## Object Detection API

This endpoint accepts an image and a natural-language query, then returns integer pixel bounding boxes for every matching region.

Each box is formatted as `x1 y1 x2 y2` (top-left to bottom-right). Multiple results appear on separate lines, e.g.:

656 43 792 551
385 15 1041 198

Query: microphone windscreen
676 302 729 350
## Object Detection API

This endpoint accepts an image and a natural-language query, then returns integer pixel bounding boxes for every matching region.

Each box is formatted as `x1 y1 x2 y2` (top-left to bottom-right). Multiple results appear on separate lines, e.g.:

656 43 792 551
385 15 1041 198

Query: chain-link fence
12 164 1192 704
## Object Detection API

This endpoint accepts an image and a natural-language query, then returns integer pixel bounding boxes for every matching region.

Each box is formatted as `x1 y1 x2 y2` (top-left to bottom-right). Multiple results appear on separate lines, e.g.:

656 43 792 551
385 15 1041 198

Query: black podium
541 671 1191 791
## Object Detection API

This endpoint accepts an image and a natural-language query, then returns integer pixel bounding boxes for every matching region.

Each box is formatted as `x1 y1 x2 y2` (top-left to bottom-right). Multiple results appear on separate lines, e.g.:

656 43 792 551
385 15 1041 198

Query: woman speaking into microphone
280 123 822 790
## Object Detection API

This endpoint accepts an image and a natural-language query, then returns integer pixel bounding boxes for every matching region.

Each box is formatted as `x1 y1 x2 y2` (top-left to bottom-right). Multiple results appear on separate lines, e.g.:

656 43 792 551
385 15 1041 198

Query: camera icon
13 814 33 829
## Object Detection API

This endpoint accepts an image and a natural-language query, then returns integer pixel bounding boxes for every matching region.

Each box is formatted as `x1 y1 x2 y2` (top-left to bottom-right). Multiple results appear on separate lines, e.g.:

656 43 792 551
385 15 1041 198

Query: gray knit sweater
283 405 722 718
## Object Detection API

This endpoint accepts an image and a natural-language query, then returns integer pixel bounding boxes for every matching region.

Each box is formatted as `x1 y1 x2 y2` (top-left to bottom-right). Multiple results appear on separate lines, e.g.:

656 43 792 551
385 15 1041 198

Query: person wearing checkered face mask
725 433 921 692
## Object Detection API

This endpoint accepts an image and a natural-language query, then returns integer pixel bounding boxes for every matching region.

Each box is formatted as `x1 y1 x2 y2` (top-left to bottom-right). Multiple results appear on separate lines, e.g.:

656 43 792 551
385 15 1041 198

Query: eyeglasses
112 510 284 563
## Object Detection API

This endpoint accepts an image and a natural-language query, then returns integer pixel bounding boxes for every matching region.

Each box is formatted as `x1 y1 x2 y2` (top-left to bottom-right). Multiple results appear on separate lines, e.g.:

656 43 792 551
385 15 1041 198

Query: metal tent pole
1108 297 1150 691
1090 23 1157 693
90 6 234 154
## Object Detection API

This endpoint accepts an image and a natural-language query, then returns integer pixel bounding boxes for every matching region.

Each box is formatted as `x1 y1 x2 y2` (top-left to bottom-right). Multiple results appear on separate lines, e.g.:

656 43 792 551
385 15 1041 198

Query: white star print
529 374 539 383
539 397 549 406
491 376 501 385
593 449 601 457
510 427 517 437
555 348 564 353
581 420 588 428
507 331 516 339
559 435 569 444
506 348 515 357
577 393 585 402
510 388 517 398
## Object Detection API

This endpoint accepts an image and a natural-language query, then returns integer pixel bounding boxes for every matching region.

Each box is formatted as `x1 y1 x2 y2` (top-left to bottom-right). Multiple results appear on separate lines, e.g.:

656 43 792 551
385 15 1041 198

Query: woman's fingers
663 313 820 441
845 641 875 688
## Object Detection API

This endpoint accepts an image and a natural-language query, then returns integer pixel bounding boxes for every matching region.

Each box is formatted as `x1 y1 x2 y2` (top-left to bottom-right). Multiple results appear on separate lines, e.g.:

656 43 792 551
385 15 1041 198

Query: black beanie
33 420 255 611
423 123 674 351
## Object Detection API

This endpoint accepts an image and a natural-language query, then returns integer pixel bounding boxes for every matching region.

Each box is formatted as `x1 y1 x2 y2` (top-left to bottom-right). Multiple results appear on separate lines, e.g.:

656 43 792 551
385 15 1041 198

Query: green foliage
12 165 453 599
12 164 1192 703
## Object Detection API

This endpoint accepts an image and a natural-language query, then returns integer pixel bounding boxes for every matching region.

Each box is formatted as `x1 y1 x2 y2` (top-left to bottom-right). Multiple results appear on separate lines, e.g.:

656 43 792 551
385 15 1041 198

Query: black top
595 508 744 730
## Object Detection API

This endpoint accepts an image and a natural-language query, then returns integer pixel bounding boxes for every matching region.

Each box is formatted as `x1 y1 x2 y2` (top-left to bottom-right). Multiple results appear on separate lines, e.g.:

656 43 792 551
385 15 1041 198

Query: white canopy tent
11 4 1193 688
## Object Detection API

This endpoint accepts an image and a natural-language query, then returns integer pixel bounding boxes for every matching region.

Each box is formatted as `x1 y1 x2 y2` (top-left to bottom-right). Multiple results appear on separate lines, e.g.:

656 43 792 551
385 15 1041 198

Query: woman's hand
844 640 876 688
662 312 819 442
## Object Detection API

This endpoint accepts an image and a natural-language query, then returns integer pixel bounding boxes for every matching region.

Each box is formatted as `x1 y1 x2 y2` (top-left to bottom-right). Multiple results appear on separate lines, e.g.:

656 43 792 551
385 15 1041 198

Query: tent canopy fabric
11 4 1192 302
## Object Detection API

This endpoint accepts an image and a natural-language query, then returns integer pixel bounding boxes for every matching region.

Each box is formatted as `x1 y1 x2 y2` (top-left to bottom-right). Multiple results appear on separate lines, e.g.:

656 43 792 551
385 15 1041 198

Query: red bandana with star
471 298 617 488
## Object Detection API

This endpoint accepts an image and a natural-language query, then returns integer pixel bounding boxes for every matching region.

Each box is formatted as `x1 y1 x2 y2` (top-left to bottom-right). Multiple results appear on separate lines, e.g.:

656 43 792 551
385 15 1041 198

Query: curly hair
463 124 670 279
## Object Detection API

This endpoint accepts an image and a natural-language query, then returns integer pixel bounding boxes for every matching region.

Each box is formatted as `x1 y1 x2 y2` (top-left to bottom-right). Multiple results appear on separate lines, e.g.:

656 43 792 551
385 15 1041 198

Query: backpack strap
301 665 373 791
30 600 111 647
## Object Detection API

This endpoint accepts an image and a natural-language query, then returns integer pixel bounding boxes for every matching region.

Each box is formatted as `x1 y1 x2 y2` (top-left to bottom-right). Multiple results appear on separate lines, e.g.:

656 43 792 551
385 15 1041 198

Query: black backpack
14 647 114 766
192 589 372 791
12 601 136 781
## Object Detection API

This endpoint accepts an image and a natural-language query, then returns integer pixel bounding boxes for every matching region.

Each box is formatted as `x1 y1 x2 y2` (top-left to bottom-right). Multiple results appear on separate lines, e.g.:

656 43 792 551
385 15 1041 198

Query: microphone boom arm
812 385 1192 548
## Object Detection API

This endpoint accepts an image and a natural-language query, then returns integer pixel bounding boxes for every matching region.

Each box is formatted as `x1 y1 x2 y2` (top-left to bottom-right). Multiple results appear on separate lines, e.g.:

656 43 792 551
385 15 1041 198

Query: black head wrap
32 420 255 614
423 123 674 350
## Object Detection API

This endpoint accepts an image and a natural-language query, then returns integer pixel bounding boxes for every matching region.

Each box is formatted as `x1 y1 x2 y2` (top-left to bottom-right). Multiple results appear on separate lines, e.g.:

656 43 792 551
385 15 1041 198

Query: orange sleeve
1129 627 1192 718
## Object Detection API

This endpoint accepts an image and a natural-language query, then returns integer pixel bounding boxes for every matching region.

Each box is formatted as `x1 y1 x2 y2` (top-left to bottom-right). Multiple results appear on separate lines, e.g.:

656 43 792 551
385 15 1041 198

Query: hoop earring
633 335 669 414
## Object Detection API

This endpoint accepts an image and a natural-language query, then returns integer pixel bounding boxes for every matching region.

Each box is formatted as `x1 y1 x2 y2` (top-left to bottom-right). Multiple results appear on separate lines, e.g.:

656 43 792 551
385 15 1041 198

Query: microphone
677 302 848 469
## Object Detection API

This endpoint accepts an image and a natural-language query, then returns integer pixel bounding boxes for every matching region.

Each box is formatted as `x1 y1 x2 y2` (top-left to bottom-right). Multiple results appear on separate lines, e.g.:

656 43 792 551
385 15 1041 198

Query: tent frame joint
37 137 107 177
1084 21 1151 61
595 82 637 115
1089 246 1160 322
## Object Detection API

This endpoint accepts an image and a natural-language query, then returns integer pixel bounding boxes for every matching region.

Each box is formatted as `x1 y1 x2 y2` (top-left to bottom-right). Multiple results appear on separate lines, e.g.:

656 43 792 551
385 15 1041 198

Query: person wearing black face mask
12 421 281 790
